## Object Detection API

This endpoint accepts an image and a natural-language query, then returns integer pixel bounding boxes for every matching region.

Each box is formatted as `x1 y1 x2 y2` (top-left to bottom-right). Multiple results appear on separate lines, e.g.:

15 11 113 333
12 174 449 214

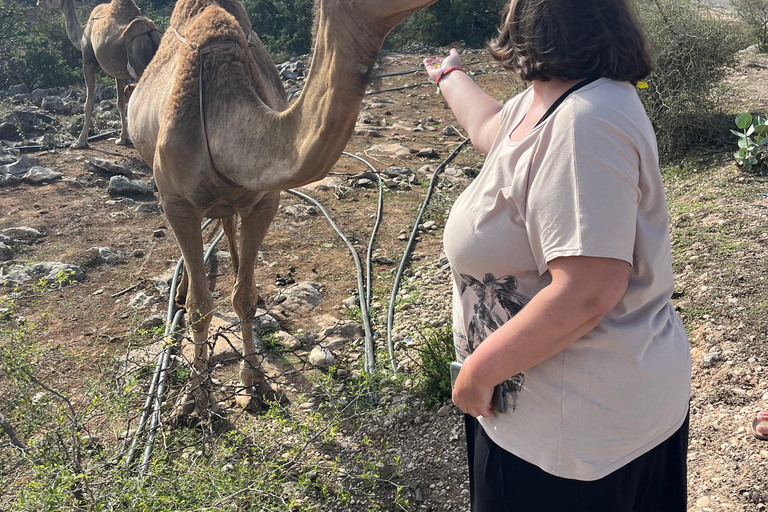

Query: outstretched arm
423 48 503 155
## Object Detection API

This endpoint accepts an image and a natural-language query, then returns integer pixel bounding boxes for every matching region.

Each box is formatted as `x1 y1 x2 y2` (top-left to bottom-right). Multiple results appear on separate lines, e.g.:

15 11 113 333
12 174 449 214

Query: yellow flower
637 81 648 89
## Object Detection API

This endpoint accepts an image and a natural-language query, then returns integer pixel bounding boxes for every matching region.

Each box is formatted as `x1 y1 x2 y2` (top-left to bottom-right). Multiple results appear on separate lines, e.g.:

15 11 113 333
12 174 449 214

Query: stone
0 265 30 287
279 281 323 313
437 405 452 416
271 331 302 350
283 204 319 217
33 133 57 146
0 122 20 141
7 84 28 96
309 345 335 369
5 111 43 133
1 226 42 242
95 84 116 101
318 320 363 343
140 315 165 331
695 496 710 508
108 175 154 196
702 352 720 368
85 157 131 176
136 202 161 214
442 125 460 136
367 143 412 158
382 167 414 179
29 262 85 285
417 147 439 158
0 242 13 261
22 166 62 184
41 96 72 113
87 246 120 265
0 155 35 177
129 291 161 308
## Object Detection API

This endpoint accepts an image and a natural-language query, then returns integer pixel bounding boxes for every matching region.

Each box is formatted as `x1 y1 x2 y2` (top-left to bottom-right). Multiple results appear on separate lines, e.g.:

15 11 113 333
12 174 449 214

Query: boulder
0 122 21 141
28 262 85 285
0 155 35 177
41 96 72 114
0 226 43 242
22 166 62 184
279 282 323 313
85 157 131 176
309 345 335 369
0 242 13 261
87 246 120 265
107 175 154 196
7 84 28 96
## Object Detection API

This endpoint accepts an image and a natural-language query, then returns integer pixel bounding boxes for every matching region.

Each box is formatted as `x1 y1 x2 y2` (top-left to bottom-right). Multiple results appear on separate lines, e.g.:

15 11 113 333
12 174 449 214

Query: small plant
411 326 455 407
731 112 768 172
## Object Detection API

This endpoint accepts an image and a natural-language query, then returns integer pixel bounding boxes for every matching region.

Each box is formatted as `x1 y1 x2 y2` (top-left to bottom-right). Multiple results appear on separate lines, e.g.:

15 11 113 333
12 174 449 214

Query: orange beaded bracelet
436 66 460 87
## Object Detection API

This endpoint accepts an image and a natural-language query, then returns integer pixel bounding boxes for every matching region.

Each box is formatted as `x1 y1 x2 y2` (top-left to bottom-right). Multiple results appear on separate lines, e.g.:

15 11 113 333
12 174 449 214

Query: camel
37 0 161 148
127 0 437 416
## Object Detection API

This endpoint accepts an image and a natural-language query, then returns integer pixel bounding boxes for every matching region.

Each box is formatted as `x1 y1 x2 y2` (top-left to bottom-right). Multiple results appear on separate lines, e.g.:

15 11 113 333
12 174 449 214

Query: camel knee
232 286 259 321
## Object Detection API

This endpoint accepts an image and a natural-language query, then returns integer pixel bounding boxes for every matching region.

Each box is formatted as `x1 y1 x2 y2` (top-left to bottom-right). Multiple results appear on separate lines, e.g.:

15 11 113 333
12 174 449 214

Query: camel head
36 0 64 10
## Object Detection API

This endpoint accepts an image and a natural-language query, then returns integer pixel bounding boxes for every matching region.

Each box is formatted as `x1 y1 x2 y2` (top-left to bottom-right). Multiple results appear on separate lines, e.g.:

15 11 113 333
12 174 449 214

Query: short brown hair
488 0 654 84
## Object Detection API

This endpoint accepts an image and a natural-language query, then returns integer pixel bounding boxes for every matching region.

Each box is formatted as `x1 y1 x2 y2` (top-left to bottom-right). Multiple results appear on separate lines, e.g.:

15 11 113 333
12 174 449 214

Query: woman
424 0 692 510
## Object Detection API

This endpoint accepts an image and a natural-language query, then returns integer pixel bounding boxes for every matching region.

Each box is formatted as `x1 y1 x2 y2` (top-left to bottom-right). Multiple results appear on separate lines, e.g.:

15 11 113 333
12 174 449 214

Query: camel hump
183 6 248 51
123 17 163 79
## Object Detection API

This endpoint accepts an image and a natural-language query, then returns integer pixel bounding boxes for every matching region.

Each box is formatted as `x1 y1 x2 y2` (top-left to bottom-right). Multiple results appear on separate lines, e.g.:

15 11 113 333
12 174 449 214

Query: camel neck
61 0 85 51
276 3 385 185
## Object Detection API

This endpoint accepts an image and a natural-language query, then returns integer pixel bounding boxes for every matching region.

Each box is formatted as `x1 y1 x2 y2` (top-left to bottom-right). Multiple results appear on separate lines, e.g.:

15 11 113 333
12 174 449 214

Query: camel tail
122 17 163 80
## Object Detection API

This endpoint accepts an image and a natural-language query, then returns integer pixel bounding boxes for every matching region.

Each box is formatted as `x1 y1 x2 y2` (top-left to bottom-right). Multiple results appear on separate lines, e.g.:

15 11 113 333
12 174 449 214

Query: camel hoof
172 394 199 418
255 380 289 405
115 137 131 146
71 141 89 150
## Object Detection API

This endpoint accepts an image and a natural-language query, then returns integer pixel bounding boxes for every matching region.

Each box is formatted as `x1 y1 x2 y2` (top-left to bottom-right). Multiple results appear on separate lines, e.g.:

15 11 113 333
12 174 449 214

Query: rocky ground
1 46 768 511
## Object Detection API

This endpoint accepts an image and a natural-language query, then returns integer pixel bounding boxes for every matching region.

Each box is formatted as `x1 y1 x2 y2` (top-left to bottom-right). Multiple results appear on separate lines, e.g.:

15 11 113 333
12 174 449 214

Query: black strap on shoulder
535 76 601 128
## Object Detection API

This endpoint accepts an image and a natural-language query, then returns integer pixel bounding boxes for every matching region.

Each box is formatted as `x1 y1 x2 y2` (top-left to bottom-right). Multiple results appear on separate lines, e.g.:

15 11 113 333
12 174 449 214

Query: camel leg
164 207 219 417
233 194 279 409
73 53 97 149
222 215 240 278
115 77 130 145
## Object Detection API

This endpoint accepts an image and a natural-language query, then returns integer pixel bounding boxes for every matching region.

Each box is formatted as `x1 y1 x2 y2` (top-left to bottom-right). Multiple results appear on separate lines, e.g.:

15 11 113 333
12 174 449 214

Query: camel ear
122 17 156 43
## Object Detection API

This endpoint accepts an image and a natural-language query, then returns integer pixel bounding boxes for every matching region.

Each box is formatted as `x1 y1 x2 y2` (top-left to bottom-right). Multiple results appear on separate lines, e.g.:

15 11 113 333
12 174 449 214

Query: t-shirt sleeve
524 101 641 275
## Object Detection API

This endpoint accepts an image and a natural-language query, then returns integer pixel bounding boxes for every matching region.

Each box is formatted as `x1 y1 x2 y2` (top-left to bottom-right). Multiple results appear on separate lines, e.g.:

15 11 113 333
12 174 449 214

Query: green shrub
387 0 507 49
241 0 314 60
411 326 455 407
732 0 768 52
636 0 749 160
731 112 768 172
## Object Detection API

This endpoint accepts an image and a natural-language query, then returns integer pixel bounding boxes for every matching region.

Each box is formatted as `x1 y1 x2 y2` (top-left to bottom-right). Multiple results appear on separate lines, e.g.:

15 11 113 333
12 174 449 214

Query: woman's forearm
438 71 503 154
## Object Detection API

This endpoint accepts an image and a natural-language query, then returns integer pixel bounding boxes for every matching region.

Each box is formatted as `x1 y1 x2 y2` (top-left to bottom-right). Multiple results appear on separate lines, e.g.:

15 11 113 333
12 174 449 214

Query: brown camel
37 0 161 148
128 0 437 416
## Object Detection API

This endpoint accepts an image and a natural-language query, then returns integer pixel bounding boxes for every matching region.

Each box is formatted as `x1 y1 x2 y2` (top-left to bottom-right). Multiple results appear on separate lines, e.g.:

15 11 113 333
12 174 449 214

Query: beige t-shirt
444 78 691 481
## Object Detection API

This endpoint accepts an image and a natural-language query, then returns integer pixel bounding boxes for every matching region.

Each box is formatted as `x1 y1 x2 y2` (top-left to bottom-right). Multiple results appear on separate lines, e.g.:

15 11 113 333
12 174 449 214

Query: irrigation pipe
286 188 376 375
385 139 470 374
124 219 215 470
139 227 227 476
16 129 120 154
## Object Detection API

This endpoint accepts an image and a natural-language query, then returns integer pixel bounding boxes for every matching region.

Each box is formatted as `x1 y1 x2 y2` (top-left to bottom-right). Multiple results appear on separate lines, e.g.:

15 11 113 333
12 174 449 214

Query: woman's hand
452 357 495 418
423 48 463 83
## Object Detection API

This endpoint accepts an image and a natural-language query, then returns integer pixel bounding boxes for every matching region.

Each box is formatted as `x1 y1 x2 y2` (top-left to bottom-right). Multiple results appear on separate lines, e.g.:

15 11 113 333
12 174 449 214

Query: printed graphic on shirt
455 272 531 411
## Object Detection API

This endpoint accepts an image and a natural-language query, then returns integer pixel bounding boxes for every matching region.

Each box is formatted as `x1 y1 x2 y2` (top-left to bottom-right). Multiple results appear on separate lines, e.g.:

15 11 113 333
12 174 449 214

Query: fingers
758 410 768 421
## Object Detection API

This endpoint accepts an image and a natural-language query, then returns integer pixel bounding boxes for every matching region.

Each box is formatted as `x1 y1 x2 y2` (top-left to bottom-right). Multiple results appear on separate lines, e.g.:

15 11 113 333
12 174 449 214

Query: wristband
436 66 460 88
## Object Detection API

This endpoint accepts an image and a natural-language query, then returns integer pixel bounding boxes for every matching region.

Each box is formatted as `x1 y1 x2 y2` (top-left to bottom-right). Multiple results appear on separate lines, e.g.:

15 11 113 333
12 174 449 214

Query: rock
437 405 452 416
29 262 85 285
8 84 28 96
6 110 43 133
87 246 120 265
136 202 162 214
0 155 35 177
367 143 412 158
702 352 720 368
278 60 305 79
373 256 394 265
30 88 64 106
695 496 710 508
140 315 164 331
0 174 21 187
279 282 323 313
41 96 72 113
0 122 20 141
443 166 462 177
309 345 335 369
0 265 30 287
318 320 364 343
0 242 13 261
95 84 116 101
22 166 62 184
32 133 57 146
108 175 154 196
271 331 302 350
423 221 437 230
442 125 460 136
85 157 131 176
1 226 42 242
382 167 414 179
283 204 319 217
417 147 439 158
129 292 161 308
